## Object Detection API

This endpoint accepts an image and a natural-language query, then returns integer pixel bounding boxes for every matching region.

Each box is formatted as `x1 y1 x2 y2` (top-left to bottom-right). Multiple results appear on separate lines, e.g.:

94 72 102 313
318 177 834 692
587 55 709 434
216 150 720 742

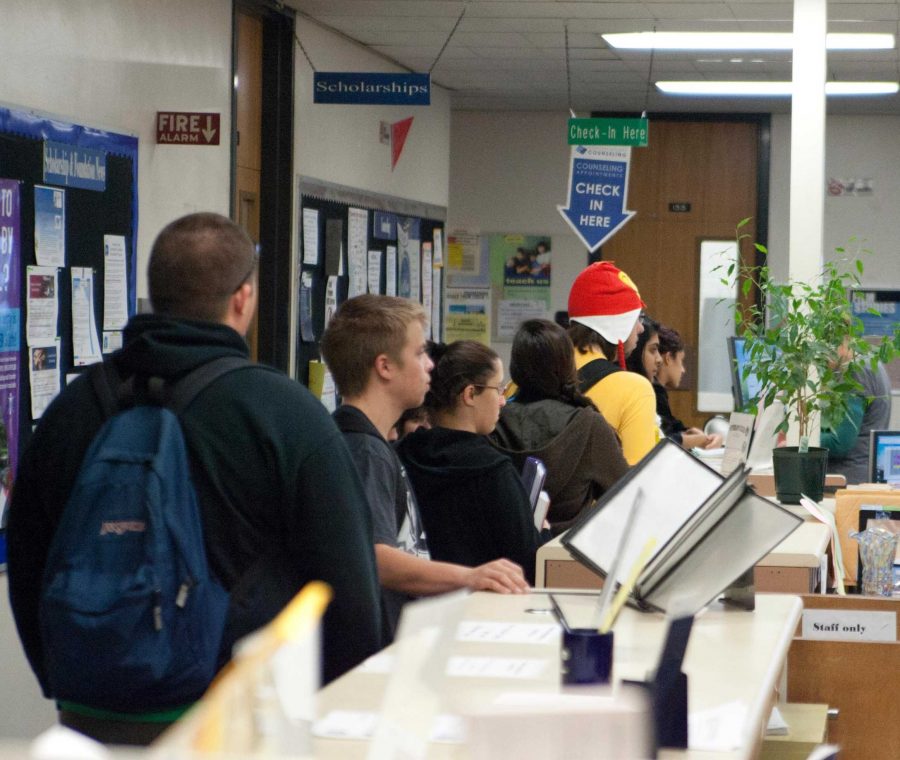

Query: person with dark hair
655 324 721 450
7 213 382 744
567 261 659 464
398 340 546 584
321 296 528 641
625 314 662 382
491 320 629 535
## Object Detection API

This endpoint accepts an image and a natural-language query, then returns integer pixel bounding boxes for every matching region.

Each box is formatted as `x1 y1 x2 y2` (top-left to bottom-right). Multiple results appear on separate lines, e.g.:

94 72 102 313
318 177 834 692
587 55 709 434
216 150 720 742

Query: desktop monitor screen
869 430 900 485
727 336 763 412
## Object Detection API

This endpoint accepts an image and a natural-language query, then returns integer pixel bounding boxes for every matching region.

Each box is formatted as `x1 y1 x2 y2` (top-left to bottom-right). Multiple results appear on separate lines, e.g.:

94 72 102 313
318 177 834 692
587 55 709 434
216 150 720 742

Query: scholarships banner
0 178 22 562
313 72 431 105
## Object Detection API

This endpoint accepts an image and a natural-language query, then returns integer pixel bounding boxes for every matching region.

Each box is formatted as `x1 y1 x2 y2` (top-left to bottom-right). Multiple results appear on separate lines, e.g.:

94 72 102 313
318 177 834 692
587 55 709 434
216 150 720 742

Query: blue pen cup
561 629 614 684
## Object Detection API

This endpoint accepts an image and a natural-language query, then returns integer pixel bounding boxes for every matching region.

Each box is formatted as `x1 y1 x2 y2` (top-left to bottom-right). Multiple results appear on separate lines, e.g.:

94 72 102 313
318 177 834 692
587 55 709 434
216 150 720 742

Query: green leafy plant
725 218 899 448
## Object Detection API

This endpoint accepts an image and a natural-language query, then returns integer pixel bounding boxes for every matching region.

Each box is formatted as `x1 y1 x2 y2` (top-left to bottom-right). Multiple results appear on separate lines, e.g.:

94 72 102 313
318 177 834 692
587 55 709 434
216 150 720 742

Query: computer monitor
727 336 763 412
868 430 900 485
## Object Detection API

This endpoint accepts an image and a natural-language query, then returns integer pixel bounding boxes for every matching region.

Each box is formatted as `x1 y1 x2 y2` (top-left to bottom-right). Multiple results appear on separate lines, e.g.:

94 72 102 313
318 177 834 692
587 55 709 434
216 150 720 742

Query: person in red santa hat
567 261 660 465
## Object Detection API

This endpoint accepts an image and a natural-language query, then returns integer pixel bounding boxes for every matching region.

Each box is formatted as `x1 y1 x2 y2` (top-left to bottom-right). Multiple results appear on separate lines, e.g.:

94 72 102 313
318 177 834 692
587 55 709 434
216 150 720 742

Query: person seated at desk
653 324 722 450
321 295 528 642
821 341 892 484
491 319 629 535
398 340 548 585
566 261 659 465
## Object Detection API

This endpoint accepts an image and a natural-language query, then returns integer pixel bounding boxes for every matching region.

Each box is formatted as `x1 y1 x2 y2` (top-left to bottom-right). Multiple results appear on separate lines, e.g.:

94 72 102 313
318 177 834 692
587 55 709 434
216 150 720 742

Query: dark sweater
654 382 687 445
8 314 381 696
491 399 629 535
397 426 542 584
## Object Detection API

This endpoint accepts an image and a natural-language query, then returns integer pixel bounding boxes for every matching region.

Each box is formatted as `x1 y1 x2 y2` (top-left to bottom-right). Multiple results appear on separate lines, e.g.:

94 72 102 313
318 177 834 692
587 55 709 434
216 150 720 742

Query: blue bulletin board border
0 105 139 315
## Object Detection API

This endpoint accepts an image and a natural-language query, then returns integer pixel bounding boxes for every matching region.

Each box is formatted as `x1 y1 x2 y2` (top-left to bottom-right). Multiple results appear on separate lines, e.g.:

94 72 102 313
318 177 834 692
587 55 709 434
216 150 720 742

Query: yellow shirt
574 347 659 465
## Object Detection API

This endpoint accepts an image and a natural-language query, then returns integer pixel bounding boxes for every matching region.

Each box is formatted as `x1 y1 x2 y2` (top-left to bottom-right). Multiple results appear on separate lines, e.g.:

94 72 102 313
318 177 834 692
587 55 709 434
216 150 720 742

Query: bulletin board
0 105 137 564
295 178 445 396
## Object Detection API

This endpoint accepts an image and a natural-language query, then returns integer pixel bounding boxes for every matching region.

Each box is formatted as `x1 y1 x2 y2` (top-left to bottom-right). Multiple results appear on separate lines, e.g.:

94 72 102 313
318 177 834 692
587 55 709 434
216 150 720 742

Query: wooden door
233 10 262 361
601 118 762 430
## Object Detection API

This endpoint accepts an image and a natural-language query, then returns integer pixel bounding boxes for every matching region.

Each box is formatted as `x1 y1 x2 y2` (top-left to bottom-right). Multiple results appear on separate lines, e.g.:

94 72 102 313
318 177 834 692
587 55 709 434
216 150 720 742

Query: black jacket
397 426 542 584
7 314 381 695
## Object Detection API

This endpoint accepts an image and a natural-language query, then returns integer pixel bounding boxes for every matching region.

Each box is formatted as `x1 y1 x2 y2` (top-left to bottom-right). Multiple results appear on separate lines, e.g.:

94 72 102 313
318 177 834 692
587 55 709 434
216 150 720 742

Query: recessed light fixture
603 32 894 51
655 80 900 96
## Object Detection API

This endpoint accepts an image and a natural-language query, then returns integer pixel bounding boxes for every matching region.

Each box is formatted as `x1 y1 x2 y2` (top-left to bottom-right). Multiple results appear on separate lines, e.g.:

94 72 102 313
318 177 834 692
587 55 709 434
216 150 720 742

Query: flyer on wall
34 185 66 268
489 233 552 341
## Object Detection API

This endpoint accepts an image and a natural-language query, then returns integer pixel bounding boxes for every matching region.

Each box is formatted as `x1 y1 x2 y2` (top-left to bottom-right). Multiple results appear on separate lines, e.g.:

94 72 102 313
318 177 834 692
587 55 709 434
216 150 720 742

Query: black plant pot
772 446 829 504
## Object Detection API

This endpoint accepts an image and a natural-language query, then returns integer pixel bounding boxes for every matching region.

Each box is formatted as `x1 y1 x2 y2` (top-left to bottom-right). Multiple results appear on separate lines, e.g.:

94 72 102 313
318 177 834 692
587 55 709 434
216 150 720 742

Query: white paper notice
102 235 128 330
385 245 398 297
431 266 442 341
29 339 61 419
688 701 747 752
367 249 382 294
324 276 339 329
102 331 123 354
302 207 320 265
26 266 59 344
433 228 444 267
34 185 65 267
71 267 103 366
422 242 433 337
456 621 560 646
497 299 550 340
446 656 547 680
347 207 368 298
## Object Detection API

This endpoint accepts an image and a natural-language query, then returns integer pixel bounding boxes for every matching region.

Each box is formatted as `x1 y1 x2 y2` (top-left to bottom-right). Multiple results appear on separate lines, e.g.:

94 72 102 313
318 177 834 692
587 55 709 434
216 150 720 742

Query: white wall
0 0 233 739
294 19 451 208
448 110 587 366
0 0 234 299
768 113 900 285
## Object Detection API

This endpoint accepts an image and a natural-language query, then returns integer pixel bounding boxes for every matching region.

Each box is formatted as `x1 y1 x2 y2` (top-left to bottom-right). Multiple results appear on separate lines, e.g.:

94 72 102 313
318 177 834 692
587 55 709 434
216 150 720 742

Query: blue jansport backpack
39 357 250 712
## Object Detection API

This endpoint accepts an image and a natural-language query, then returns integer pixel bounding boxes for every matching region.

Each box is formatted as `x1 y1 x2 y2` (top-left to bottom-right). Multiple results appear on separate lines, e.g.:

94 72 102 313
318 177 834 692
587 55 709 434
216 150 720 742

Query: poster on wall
26 266 59 344
0 179 22 547
29 339 60 420
445 232 488 289
489 234 552 341
71 267 102 366
398 217 421 302
444 288 490 344
33 185 65 268
347 207 368 298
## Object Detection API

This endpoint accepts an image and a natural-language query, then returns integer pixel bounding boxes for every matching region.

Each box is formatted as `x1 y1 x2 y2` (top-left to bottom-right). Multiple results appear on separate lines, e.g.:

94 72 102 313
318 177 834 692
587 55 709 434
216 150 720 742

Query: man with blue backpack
7 213 382 745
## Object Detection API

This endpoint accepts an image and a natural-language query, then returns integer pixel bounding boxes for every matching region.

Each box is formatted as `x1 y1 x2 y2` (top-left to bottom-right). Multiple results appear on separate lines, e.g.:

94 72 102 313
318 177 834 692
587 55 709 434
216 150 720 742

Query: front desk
535 523 831 594
312 592 802 759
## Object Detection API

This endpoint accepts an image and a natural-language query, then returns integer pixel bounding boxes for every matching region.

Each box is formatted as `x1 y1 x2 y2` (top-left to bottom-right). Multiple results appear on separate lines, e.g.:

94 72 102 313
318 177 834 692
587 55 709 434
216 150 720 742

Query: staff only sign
558 145 635 252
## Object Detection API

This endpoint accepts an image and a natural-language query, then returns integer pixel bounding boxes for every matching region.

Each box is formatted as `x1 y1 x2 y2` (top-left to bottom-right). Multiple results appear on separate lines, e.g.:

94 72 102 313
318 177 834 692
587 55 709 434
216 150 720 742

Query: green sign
568 118 649 147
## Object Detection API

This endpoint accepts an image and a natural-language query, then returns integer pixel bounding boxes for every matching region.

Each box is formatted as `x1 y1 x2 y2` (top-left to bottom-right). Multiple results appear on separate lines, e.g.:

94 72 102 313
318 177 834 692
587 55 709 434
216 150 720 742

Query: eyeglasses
473 382 509 396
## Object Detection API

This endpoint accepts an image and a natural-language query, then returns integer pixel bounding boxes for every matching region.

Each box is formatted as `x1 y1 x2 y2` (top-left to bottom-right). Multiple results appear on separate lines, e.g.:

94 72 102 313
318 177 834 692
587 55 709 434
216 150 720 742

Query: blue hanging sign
557 145 635 252
313 72 431 105
43 140 107 191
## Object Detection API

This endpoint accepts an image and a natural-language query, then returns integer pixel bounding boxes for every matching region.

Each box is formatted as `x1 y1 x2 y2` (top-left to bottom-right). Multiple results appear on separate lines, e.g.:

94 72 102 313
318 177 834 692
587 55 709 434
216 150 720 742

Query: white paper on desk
688 700 747 751
721 411 756 475
447 656 547 680
456 621 560 646
313 711 465 744
102 235 128 330
766 705 790 735
799 495 846 595
269 624 319 721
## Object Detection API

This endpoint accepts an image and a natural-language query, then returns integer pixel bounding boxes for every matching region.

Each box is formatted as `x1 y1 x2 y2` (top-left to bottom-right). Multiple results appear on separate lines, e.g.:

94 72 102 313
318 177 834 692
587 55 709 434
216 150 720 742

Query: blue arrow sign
557 145 635 251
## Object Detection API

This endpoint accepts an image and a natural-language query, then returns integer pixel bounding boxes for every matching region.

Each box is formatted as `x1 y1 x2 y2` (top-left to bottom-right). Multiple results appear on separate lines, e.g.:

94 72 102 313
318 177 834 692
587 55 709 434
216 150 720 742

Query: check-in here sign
156 112 220 145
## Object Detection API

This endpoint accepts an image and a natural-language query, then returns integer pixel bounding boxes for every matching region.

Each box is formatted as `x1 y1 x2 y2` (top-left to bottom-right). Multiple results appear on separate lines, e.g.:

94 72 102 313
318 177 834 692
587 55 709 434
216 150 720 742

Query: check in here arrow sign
558 145 635 252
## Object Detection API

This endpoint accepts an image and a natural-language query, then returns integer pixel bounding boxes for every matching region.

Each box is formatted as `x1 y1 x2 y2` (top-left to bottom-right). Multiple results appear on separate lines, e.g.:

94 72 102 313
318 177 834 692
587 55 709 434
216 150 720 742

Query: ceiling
285 0 900 114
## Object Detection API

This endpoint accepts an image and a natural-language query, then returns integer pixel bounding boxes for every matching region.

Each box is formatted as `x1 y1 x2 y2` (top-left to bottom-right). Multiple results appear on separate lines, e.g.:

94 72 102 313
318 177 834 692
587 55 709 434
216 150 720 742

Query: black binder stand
625 614 693 753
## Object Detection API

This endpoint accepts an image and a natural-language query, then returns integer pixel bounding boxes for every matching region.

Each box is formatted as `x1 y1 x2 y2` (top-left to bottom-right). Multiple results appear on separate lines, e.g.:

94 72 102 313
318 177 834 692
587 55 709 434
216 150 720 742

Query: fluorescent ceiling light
655 81 900 96
603 32 894 51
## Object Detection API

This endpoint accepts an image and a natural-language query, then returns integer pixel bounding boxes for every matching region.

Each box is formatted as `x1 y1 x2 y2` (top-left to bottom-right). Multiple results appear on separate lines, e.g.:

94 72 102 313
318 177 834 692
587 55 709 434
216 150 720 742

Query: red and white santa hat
568 261 645 367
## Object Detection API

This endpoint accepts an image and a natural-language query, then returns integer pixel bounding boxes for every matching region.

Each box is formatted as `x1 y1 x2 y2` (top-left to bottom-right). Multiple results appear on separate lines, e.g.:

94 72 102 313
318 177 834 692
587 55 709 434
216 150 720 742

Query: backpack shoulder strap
169 356 256 415
577 358 621 395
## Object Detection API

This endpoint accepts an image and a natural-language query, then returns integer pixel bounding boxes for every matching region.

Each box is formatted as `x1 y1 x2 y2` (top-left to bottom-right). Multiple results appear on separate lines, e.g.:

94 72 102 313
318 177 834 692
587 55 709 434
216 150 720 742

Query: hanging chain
565 22 574 113
642 26 657 117
430 1 469 74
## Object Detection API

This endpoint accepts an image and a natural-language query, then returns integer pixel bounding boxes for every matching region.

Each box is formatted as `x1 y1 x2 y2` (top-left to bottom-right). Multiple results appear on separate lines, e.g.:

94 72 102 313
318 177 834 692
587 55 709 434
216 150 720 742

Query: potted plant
725 219 899 502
